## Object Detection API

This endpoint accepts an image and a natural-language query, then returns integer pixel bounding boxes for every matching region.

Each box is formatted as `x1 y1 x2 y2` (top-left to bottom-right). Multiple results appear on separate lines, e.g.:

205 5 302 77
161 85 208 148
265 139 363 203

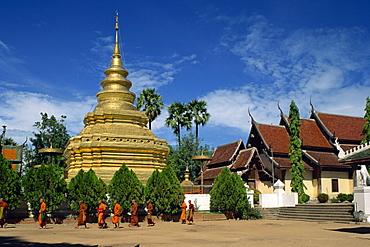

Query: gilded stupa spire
64 12 169 184
113 11 121 58
92 11 135 114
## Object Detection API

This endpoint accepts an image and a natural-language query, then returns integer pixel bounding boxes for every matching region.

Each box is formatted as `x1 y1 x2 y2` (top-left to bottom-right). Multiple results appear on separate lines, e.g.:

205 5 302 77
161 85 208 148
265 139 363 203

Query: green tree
165 102 192 146
22 164 67 212
188 100 211 143
136 88 164 130
0 154 21 209
144 169 161 206
1 137 18 146
67 169 107 214
108 164 144 213
361 96 370 144
24 113 70 169
288 101 307 203
210 167 249 218
154 166 184 215
167 133 213 181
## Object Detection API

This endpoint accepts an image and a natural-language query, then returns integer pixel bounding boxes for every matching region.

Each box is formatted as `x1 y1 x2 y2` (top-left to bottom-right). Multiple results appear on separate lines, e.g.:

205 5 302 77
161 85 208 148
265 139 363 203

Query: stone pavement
1 219 370 246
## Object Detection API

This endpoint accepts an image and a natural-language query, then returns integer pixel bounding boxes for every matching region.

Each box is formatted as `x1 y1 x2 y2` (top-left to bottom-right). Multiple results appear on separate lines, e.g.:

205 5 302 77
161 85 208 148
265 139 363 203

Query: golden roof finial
113 10 121 59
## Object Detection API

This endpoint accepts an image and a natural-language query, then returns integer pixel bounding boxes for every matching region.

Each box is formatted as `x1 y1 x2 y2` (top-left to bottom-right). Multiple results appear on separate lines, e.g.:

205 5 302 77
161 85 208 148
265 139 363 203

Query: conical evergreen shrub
108 164 143 213
67 169 107 214
154 166 184 215
210 167 249 218
22 163 67 212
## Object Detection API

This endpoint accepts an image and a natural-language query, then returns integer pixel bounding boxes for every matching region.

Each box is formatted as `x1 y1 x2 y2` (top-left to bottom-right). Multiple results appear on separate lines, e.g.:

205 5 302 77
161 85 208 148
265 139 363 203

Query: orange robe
180 202 187 222
130 202 139 226
97 203 106 227
112 203 121 224
187 203 195 222
0 201 8 227
38 202 47 227
77 203 87 226
147 203 155 225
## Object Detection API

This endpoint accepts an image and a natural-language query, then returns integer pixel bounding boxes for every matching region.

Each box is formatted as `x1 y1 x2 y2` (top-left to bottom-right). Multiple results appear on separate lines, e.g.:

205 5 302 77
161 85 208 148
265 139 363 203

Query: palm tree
165 102 192 145
136 88 164 130
188 100 211 143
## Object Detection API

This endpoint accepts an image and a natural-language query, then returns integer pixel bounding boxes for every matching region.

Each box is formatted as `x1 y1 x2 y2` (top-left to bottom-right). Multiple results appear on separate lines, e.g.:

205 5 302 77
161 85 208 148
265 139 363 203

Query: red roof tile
231 148 256 169
207 140 244 166
316 112 365 141
304 151 350 168
202 167 225 180
256 124 290 154
272 157 311 170
300 119 333 149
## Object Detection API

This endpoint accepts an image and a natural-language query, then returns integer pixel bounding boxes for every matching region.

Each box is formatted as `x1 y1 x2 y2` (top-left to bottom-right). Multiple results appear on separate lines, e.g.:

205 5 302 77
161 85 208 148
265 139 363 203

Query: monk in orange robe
146 200 155 226
0 198 9 228
187 200 195 225
112 200 121 228
129 199 139 227
76 201 87 228
38 198 47 229
180 200 187 224
97 200 107 229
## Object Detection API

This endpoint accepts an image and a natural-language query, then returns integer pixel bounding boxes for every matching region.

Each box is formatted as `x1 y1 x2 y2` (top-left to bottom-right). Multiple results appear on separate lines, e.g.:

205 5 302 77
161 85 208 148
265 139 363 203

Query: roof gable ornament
334 137 345 158
248 107 255 124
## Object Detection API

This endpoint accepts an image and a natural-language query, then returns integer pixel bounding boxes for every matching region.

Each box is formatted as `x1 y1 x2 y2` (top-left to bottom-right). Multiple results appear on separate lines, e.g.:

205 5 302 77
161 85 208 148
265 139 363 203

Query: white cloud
201 14 370 131
128 54 198 94
0 89 96 144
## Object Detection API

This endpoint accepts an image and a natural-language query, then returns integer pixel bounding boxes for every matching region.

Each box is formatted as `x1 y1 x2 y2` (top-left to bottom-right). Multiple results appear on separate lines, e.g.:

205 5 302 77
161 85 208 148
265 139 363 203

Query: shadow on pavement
330 227 370 234
0 236 97 247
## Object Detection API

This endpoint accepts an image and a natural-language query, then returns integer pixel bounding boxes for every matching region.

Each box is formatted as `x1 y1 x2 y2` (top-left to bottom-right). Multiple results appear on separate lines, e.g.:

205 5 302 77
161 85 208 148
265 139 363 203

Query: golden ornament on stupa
64 13 169 183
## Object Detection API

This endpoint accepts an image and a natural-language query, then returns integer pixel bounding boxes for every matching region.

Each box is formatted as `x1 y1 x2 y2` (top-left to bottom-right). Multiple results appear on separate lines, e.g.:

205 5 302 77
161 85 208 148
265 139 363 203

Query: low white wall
354 186 370 216
259 180 298 208
185 194 210 211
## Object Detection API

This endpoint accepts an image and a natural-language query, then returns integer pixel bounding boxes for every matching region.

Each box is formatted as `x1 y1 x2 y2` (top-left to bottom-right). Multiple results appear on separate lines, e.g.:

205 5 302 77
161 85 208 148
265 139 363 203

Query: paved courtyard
1 219 370 247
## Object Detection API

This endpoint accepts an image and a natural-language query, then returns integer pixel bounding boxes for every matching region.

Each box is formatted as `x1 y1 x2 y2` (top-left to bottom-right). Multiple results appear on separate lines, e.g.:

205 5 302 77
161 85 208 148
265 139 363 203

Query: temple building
198 104 366 199
64 15 169 183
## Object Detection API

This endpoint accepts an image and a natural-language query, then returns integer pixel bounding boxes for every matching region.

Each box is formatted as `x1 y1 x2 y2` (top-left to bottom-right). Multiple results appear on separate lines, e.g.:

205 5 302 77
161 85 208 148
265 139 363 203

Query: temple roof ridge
314 110 363 119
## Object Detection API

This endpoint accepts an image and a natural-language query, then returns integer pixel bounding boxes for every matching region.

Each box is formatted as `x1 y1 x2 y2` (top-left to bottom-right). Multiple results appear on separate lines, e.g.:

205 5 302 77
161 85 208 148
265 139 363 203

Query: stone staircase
260 203 355 223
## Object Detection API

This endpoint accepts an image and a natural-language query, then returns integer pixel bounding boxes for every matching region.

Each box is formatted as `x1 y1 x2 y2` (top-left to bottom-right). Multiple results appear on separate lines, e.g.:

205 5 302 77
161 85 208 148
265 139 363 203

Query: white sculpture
359 165 370 186
334 138 345 158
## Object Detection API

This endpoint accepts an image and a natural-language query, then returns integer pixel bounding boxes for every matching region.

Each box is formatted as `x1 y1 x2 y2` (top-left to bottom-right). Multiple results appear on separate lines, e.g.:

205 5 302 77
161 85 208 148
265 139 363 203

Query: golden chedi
64 14 169 183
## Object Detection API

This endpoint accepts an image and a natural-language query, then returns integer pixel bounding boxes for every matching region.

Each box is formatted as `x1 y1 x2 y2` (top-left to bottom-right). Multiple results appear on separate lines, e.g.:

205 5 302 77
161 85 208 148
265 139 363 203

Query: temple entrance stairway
259 203 355 223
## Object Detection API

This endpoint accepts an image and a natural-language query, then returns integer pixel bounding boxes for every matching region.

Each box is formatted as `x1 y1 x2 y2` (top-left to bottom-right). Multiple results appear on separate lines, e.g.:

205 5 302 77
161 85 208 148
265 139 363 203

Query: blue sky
1 1 370 149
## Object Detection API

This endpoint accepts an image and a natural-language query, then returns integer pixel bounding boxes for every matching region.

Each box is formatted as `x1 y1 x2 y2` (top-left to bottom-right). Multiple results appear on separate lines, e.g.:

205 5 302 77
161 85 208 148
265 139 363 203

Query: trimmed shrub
330 198 340 203
317 193 328 203
245 207 262 220
210 167 249 219
301 193 310 203
337 193 348 202
347 193 354 202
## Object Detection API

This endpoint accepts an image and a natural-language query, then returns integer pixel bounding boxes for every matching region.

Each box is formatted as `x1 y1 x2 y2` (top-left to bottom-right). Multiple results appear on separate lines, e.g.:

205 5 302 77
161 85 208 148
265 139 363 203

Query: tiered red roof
207 139 244 166
199 140 244 181
300 119 333 149
231 148 256 169
202 167 225 180
315 112 365 141
273 157 312 170
304 151 350 168
256 124 290 154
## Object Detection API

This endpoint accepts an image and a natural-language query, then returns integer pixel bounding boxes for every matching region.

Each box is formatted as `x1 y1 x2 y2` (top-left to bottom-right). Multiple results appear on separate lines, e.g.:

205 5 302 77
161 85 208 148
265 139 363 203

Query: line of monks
181 200 195 225
77 199 144 229
0 198 195 229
